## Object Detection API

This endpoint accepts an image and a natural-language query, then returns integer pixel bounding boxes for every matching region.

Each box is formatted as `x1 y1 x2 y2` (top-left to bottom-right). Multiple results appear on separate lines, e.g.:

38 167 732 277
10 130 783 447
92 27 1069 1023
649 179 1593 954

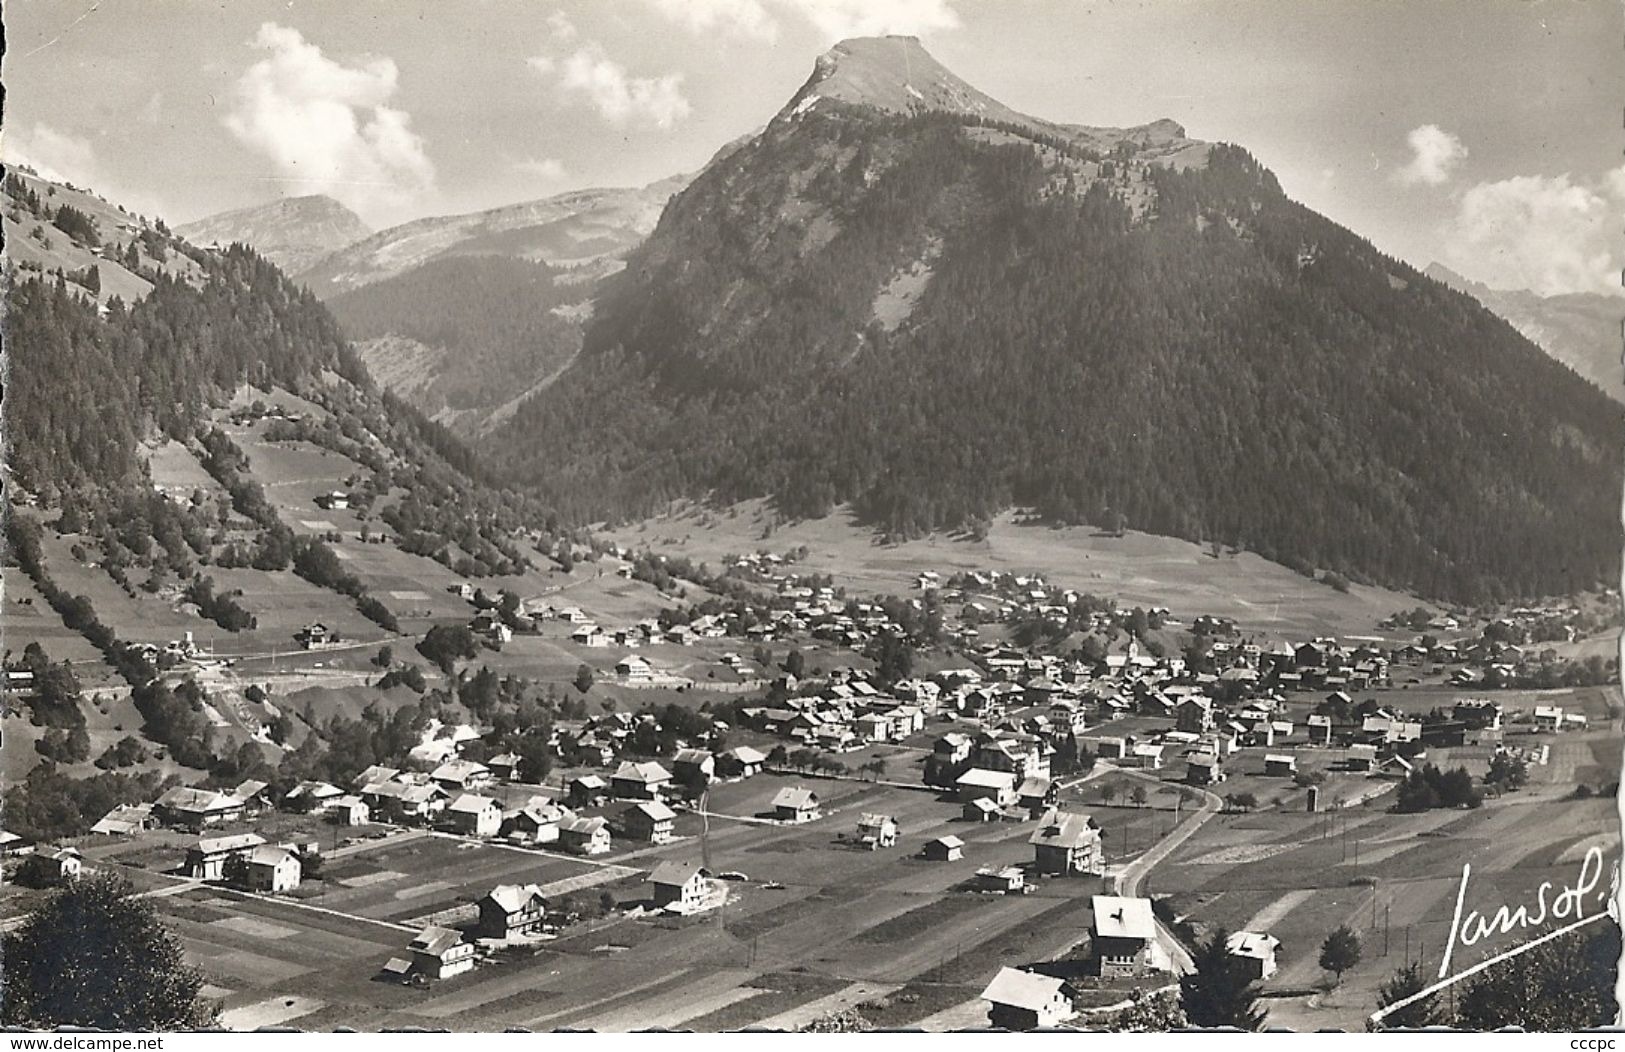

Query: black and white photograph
0 0 1621 1034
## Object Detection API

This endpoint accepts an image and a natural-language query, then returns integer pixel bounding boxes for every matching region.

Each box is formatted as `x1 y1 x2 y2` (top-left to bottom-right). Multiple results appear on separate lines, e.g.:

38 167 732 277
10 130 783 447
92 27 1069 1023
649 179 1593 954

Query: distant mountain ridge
296 176 686 297
299 177 689 436
1423 263 1623 404
485 35 1623 603
177 194 372 276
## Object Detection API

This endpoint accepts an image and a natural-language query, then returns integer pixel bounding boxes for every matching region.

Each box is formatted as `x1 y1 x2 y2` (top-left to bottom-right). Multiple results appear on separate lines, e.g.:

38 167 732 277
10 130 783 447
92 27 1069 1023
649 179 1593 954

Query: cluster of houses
382 859 721 985
1062 692 1514 791
980 895 1280 1030
551 711 767 785
738 670 935 752
183 832 309 893
98 735 778 880
3 838 86 887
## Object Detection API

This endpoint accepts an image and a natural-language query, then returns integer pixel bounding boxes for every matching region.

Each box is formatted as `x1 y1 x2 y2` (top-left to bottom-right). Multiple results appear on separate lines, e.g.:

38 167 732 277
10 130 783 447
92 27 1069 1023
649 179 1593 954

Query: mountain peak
1423 261 1477 291
787 35 1032 125
177 194 373 275
780 35 1203 165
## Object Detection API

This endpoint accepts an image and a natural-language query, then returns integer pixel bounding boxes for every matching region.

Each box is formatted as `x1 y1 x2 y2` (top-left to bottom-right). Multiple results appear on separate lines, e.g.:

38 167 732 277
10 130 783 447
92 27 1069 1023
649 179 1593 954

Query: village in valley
2 4 1621 1034
4 430 1618 1030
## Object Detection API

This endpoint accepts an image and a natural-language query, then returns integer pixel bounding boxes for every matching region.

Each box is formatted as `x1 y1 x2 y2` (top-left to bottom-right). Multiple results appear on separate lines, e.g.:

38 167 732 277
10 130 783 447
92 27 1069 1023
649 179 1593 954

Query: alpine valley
3 27 1622 1038
481 36 1622 604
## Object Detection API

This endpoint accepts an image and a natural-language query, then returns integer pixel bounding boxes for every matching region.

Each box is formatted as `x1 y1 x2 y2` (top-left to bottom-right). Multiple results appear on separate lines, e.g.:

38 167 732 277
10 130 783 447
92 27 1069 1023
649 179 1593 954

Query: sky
3 0 1621 296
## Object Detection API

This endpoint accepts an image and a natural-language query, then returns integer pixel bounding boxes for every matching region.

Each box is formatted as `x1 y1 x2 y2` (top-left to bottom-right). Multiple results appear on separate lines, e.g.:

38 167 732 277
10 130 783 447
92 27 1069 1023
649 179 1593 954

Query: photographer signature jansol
1439 844 1619 978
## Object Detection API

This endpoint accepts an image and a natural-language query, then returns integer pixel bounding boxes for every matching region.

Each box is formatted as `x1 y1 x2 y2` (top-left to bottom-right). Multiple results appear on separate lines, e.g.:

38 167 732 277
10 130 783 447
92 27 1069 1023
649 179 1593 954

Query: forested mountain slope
326 256 587 436
1424 263 1624 405
487 36 1623 604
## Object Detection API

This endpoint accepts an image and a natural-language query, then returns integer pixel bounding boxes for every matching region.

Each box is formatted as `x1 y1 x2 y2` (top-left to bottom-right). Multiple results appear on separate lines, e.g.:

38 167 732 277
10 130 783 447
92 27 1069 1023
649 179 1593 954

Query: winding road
1105 763 1226 974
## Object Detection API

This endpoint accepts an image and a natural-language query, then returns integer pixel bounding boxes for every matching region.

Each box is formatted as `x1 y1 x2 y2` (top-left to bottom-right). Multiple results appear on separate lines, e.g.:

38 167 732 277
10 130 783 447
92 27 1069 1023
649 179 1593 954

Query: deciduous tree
2 875 214 1029
1319 924 1362 984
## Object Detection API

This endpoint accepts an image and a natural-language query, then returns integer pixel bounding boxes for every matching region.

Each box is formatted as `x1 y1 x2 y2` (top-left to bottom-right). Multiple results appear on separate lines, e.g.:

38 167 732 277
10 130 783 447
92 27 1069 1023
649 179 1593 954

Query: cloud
529 43 691 129
638 0 960 42
224 23 435 223
546 10 579 43
2 122 98 186
1395 124 1468 186
641 0 778 41
1 121 171 219
1442 168 1623 296
514 157 567 181
778 0 961 39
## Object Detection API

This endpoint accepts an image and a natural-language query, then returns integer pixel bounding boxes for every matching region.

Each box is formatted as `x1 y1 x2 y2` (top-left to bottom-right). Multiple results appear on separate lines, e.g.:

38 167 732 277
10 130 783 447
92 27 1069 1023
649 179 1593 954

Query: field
59 772 1183 1031
1150 718 1621 1029
28 518 221 650
603 500 1425 643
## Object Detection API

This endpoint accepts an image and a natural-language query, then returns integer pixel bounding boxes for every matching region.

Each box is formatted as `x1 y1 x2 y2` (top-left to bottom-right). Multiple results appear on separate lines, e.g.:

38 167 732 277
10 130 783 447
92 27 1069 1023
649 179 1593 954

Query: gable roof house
923 835 965 862
431 759 493 793
981 967 1075 1031
284 780 345 812
327 795 371 827
1029 810 1103 876
1264 753 1298 777
621 800 678 844
1090 895 1170 977
649 860 712 912
18 847 83 887
955 768 1018 807
231 779 272 813
715 745 767 779
353 765 401 790
671 748 716 786
408 925 475 980
772 786 820 823
184 833 267 881
567 774 610 808
1186 753 1225 785
442 794 503 838
90 803 156 837
1016 776 1058 816
974 865 1028 894
241 846 302 894
486 752 522 782
559 815 612 855
857 813 899 849
611 761 673 800
1129 742 1165 770
1176 697 1215 733
476 884 549 940
504 800 568 845
154 786 244 830
1226 930 1282 981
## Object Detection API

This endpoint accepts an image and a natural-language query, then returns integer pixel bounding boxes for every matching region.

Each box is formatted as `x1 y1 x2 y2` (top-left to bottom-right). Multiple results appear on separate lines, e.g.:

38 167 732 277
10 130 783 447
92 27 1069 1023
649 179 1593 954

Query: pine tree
1456 925 1619 1031
1180 927 1267 1030
1371 963 1439 1030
